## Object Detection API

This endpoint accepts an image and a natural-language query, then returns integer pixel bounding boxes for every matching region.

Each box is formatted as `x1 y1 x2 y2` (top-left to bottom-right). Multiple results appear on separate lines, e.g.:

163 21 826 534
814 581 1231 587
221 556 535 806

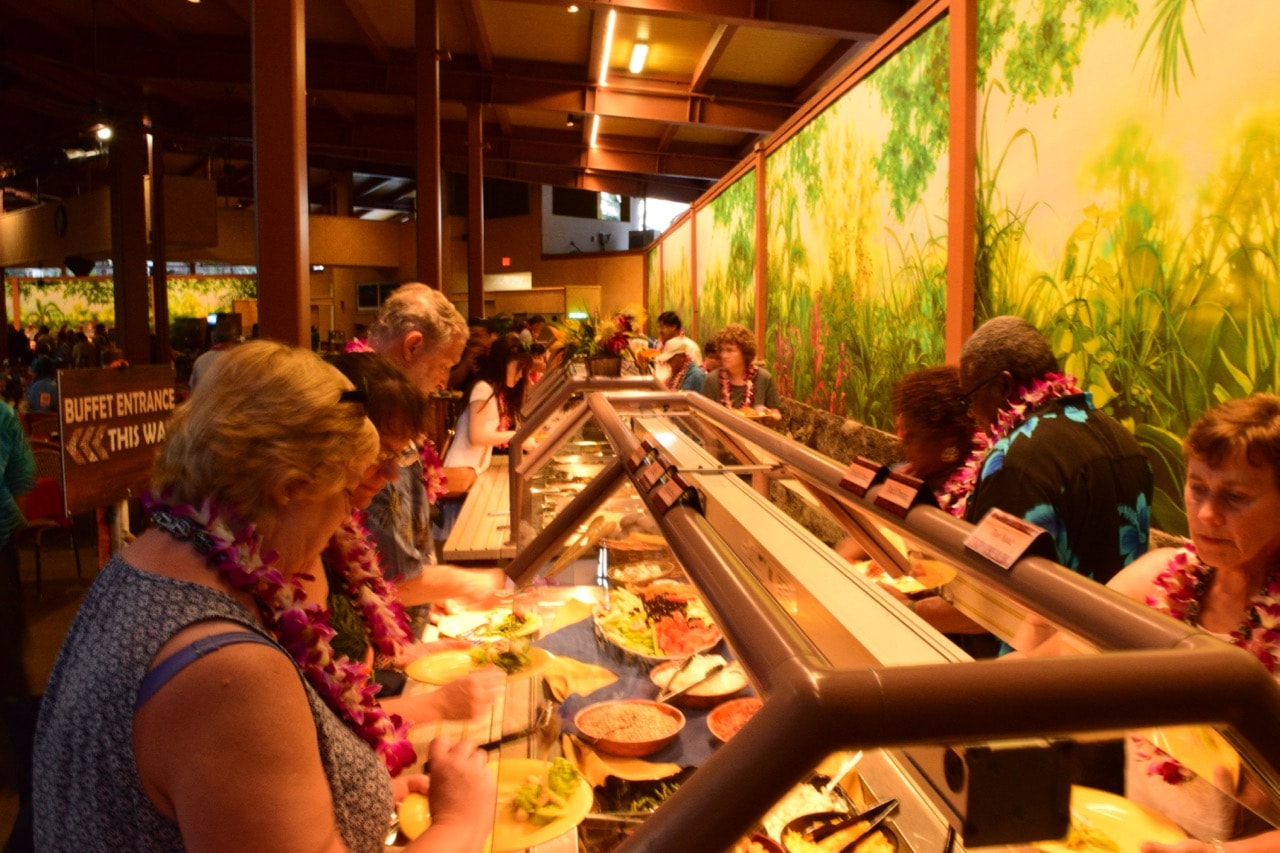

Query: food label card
627 441 656 473
964 508 1047 569
637 459 669 492
873 471 931 517
653 473 699 515
839 456 887 497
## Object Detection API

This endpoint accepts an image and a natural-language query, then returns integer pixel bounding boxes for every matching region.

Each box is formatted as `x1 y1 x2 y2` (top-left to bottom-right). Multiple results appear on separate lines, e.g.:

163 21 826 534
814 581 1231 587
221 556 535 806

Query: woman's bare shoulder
1107 547 1180 601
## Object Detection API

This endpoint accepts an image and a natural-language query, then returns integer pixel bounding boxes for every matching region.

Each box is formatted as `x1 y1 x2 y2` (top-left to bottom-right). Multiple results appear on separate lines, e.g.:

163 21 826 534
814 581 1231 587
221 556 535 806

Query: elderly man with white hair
364 283 504 607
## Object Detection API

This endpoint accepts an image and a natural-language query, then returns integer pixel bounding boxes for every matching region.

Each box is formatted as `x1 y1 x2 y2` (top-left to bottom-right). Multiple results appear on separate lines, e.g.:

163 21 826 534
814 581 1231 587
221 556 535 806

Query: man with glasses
363 284 502 605
914 315 1153 655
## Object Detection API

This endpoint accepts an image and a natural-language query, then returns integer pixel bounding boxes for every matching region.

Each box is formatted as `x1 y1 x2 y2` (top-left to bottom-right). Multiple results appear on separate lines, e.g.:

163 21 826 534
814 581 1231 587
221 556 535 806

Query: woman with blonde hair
33 341 494 852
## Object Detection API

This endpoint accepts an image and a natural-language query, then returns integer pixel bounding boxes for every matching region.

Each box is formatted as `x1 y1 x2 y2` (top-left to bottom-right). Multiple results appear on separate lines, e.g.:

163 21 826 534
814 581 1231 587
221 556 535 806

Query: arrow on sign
89 426 108 460
66 426 111 465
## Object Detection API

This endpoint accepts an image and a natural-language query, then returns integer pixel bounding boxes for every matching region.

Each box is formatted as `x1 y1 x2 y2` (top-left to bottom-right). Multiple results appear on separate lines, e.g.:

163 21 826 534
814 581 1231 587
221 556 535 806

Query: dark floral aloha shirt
965 393 1153 584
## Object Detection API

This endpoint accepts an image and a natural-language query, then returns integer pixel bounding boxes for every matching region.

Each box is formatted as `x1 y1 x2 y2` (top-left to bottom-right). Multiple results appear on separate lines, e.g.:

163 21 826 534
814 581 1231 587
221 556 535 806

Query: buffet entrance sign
58 365 177 515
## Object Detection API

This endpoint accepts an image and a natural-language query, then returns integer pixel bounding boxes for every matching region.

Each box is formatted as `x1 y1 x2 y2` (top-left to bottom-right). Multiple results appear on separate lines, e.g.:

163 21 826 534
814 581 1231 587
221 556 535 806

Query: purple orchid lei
145 494 418 775
940 372 1083 517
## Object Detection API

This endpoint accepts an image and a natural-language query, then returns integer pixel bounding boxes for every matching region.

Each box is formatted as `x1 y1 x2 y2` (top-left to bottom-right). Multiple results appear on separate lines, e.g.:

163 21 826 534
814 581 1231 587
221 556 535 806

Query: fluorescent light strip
598 9 616 87
629 42 648 74
590 114 600 148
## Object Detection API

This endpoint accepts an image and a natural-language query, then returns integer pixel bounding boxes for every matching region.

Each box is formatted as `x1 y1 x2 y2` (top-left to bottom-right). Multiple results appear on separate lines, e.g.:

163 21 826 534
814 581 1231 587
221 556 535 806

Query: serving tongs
782 797 899 851
656 662 726 703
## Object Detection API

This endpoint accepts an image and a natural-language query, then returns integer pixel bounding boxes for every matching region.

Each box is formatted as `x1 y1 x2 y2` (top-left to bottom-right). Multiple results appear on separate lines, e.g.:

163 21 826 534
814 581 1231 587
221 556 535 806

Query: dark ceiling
0 0 914 221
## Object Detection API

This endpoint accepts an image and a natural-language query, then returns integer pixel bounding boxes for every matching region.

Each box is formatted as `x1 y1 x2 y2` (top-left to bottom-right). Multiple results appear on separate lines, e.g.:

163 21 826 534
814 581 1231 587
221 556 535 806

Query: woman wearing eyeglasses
327 352 506 727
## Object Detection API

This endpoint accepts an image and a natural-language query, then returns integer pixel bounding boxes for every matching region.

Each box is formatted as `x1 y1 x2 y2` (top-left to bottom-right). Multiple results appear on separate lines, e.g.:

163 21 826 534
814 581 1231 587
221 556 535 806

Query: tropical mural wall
643 0 1278 534
977 0 1280 533
6 275 256 333
694 170 756 345
659 219 693 336
645 248 662 338
764 17 949 426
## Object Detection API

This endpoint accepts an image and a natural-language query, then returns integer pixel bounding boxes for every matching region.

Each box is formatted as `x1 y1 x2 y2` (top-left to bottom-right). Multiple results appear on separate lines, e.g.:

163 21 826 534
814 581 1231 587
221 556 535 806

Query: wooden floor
0 522 99 847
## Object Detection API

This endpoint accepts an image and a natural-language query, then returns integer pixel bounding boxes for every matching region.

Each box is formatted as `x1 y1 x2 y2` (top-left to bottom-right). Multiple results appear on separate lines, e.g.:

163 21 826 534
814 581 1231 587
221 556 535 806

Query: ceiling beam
214 0 252 29
0 0 77 42
315 92 356 124
791 38 866 104
490 0 909 41
456 0 495 71
338 0 391 62
689 24 734 93
104 0 180 46
5 38 796 136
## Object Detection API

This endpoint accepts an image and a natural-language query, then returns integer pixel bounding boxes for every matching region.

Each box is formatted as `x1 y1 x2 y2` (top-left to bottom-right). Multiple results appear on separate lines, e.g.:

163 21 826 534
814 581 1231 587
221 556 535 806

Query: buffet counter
443 456 517 562
400 374 1280 853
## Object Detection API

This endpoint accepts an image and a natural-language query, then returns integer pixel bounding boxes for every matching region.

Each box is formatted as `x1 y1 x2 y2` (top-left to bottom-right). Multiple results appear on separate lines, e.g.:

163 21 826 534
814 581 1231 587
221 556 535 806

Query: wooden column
252 0 309 345
415 0 444 287
467 103 484 319
754 145 768 350
149 131 170 364
108 119 151 365
946 0 977 363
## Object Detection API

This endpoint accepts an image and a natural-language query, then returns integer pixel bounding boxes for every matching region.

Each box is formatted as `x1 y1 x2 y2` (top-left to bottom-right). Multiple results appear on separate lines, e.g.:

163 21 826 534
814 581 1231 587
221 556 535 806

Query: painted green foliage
764 19 949 428
661 221 693 330
9 275 257 330
645 248 662 337
977 0 1278 534
696 171 756 344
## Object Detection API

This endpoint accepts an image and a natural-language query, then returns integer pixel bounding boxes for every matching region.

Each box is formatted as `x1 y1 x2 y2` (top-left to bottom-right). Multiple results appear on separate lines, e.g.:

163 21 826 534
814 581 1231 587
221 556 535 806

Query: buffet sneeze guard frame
499 386 1280 852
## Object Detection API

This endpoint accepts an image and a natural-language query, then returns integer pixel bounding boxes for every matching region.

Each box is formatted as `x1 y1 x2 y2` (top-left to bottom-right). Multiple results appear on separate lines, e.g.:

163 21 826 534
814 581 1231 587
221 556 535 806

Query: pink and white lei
1147 544 1280 673
720 363 759 409
419 439 448 503
939 372 1083 517
145 494 418 775
1135 544 1280 784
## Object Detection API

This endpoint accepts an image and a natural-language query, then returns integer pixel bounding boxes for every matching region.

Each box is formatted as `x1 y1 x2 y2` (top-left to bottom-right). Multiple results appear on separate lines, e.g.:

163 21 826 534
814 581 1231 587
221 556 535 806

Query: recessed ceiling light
567 4 579 11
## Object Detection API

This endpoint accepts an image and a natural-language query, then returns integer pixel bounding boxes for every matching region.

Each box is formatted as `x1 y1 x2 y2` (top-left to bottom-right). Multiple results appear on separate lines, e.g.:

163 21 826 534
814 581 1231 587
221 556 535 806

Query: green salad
512 758 581 825
470 638 532 674
595 587 716 656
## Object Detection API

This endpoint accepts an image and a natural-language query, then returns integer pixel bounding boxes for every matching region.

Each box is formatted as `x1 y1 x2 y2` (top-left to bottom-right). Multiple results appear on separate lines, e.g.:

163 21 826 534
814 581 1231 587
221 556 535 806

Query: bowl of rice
574 699 686 757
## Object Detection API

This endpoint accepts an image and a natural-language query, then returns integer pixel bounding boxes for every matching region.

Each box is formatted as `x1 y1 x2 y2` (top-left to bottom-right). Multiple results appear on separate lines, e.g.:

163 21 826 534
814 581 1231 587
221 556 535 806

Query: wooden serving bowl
574 699 685 757
708 697 763 742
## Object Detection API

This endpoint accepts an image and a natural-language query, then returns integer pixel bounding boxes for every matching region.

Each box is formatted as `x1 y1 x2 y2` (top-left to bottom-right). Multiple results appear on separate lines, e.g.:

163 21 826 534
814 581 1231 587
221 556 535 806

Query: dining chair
16 446 81 599
22 412 59 443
